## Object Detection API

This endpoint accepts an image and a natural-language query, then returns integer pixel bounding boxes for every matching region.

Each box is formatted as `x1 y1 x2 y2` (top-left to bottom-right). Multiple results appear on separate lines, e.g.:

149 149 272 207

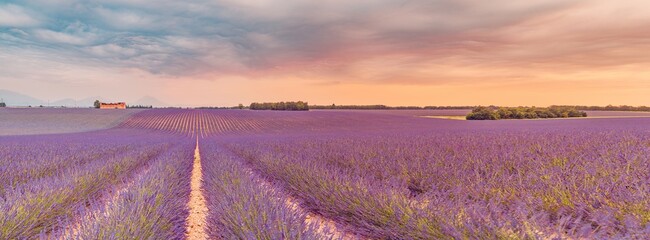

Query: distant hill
78 96 114 108
0 89 163 108
50 97 118 108
51 98 78 107
0 89 45 106
133 96 167 107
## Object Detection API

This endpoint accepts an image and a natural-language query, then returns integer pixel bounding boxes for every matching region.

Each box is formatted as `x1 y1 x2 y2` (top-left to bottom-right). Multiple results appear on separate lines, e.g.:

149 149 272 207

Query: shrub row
250 101 309 111
553 105 650 112
310 104 476 110
466 106 587 120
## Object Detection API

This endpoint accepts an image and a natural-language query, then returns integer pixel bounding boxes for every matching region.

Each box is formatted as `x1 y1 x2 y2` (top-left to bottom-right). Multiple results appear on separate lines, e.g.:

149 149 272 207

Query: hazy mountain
0 90 168 108
77 96 112 108
0 89 45 106
50 96 114 108
51 98 77 107
133 96 167 107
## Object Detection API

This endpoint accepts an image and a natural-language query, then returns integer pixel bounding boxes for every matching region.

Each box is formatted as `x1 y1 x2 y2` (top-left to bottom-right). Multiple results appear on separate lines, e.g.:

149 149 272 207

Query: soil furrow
186 139 208 240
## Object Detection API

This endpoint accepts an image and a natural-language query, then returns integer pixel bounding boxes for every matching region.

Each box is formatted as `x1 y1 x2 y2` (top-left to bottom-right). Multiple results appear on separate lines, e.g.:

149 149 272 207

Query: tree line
196 105 245 110
551 105 650 112
466 106 587 120
249 101 309 111
126 105 153 109
310 104 476 110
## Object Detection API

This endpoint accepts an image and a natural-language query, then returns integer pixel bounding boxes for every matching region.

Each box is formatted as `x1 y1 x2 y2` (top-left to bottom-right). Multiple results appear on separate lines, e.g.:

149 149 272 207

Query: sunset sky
1 0 649 107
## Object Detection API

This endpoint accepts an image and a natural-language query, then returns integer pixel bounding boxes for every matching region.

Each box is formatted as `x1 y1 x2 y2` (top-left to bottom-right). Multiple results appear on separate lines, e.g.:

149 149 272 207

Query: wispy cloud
93 7 158 31
32 29 96 45
0 4 41 27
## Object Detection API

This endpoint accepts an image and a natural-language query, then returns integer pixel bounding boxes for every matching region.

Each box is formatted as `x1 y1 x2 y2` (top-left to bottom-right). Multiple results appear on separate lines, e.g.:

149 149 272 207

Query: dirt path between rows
186 139 208 240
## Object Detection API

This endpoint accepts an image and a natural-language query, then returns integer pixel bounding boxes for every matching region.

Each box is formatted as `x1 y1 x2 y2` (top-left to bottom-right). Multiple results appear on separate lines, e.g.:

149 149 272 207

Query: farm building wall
100 102 126 109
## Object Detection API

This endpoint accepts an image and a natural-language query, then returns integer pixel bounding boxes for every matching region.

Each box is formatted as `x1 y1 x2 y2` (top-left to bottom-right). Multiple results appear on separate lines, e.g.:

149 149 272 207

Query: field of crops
0 108 141 136
1 108 649 239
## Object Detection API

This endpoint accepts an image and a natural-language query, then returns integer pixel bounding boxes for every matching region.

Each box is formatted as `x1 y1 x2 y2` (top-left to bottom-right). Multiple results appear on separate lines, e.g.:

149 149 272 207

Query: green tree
93 100 101 108
466 106 500 120
249 101 309 111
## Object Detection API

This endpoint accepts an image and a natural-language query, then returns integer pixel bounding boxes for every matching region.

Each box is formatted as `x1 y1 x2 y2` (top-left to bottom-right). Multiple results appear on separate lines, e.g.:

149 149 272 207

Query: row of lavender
1 129 326 239
200 141 326 239
72 142 193 239
0 131 192 239
219 126 650 239
118 108 441 137
119 109 650 138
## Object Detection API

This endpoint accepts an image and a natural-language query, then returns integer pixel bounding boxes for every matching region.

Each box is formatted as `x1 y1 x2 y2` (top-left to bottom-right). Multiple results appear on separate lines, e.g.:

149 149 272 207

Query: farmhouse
100 102 126 109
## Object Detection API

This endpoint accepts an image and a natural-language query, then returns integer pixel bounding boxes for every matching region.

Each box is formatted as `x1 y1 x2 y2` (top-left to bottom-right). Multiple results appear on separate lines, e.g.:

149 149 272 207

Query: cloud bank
1 0 649 105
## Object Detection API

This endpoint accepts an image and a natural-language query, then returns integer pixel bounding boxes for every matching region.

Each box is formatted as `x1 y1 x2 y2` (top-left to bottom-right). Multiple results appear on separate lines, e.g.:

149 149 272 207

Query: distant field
0 108 142 136
313 109 472 117
422 115 468 120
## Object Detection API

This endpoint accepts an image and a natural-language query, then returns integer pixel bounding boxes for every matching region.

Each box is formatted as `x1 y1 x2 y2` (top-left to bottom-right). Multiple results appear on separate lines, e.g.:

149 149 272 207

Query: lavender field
0 108 142 136
1 109 649 239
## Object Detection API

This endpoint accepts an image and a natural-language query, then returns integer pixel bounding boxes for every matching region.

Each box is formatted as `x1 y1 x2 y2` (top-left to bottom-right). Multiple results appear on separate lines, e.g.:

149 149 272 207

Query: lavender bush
0 142 136 198
73 141 193 239
200 141 321 239
0 132 170 238
224 128 650 239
